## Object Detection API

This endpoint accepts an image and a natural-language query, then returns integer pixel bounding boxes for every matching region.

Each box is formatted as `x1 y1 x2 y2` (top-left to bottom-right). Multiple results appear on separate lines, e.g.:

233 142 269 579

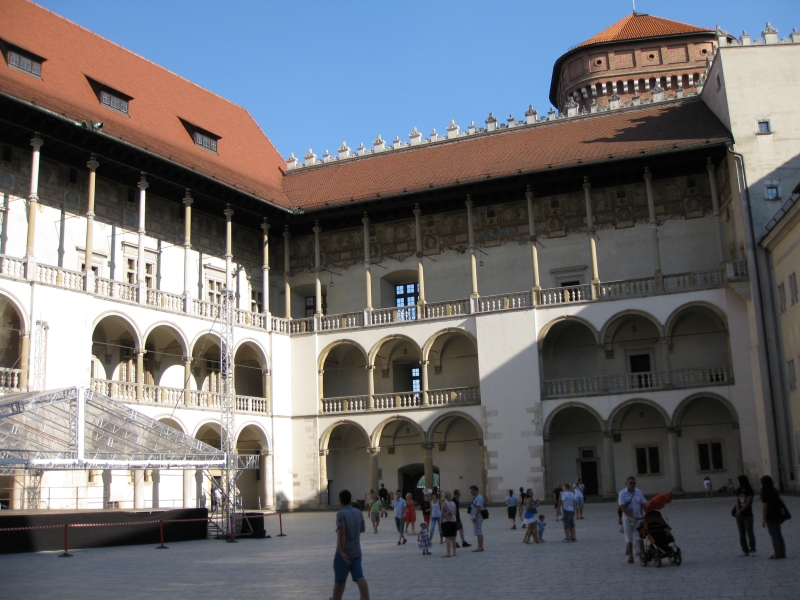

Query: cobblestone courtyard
1 496 798 599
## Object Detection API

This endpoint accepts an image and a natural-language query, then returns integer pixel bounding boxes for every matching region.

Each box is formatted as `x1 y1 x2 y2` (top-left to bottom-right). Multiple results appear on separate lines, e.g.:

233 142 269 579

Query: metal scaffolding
219 288 236 535
32 320 48 392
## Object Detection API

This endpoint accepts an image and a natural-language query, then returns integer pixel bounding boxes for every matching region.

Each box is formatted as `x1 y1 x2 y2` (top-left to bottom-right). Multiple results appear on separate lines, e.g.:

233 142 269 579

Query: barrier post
226 515 237 543
155 519 169 549
277 511 287 537
58 524 73 557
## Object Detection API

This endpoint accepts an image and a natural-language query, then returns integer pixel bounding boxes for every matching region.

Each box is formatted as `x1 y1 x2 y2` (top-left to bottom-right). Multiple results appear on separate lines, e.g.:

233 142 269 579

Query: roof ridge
25 0 253 116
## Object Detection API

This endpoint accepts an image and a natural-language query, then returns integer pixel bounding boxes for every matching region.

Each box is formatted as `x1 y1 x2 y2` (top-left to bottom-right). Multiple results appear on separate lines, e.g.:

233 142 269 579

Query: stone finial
373 135 386 152
486 112 498 132
393 135 402 149
468 121 476 135
791 28 800 44
547 107 557 120
651 86 664 102
286 152 298 170
322 149 332 163
740 30 751 45
525 105 538 124
608 95 620 110
565 97 578 117
446 119 460 138
304 148 317 166
589 100 598 114
763 22 778 44
409 127 422 146
430 128 439 142
715 24 728 47
338 141 350 160
507 114 516 127
632 94 641 106
356 142 366 156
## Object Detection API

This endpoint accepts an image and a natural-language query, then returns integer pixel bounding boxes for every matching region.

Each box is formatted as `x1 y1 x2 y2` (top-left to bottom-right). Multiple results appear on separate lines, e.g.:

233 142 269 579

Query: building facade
1 1 799 510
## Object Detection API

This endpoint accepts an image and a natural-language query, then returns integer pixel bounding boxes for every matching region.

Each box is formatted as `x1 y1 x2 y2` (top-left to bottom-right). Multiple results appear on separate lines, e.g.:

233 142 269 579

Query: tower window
757 120 771 134
101 90 128 114
7 49 41 76
766 186 779 201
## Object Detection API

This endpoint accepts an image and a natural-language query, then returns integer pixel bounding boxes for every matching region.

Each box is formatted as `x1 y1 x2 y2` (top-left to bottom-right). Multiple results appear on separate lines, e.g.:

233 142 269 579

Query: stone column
526 186 541 302
259 450 269 509
24 136 43 280
543 437 552 494
707 158 726 264
313 220 322 316
19 332 30 391
466 197 478 298
602 432 617 499
368 447 380 494
151 470 160 508
84 155 99 292
195 468 205 508
283 226 292 319
422 443 434 492
183 357 192 405
261 220 270 318
135 349 145 401
182 190 193 313
264 450 275 509
583 177 600 298
319 450 329 507
667 427 683 495
224 205 234 292
133 470 144 509
136 173 148 304
420 359 429 406
102 469 112 508
414 204 427 307
643 167 664 291
367 365 375 409
661 337 672 387
263 369 271 413
362 213 373 310
182 469 193 508
732 423 744 478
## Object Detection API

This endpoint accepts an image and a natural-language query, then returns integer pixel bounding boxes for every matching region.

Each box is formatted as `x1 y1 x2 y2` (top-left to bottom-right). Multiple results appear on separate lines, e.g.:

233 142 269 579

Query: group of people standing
732 474 790 560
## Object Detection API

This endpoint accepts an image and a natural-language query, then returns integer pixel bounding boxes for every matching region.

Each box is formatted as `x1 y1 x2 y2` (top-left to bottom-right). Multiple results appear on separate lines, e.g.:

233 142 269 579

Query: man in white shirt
469 485 485 552
391 489 407 545
618 476 647 563
560 482 577 541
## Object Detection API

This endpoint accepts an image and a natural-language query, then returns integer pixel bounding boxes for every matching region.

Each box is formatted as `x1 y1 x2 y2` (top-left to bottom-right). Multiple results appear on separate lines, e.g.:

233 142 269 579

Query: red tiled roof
283 100 732 210
0 0 288 206
575 13 713 49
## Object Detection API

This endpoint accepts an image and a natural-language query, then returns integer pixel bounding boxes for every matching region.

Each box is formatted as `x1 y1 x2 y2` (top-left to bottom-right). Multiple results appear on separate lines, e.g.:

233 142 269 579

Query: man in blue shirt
391 489 407 545
332 489 370 600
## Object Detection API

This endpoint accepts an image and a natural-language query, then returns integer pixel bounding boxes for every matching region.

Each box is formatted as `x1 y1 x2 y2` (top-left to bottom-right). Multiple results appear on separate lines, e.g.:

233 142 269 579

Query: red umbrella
644 493 673 513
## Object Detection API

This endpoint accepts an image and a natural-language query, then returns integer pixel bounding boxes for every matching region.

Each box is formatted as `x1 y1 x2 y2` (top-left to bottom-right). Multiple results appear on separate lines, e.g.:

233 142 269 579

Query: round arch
607 397 671 430
672 391 739 428
155 415 187 434
235 338 270 372
91 311 142 349
0 289 30 333
369 334 422 366
425 410 483 444
370 415 425 448
319 339 369 371
538 316 600 345
664 302 729 340
543 401 606 437
600 309 663 344
193 419 224 445
189 330 222 356
142 321 188 356
236 420 271 452
422 328 478 361
320 419 371 453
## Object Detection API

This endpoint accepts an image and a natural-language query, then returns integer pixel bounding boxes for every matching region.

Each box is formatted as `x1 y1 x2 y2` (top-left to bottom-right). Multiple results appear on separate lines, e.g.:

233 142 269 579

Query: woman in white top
430 492 442 541
505 489 518 529
440 492 458 557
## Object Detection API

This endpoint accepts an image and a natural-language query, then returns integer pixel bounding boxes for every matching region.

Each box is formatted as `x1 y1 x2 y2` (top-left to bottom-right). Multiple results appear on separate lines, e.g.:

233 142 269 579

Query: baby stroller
638 494 682 568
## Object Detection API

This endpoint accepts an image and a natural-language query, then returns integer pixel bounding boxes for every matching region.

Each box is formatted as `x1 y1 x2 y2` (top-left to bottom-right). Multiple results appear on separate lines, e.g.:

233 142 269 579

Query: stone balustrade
35 264 85 290
424 299 470 318
0 255 25 279
95 277 137 302
321 386 480 414
320 312 364 331
539 284 592 305
478 291 533 312
321 395 370 413
0 367 24 392
289 317 315 333
147 289 184 312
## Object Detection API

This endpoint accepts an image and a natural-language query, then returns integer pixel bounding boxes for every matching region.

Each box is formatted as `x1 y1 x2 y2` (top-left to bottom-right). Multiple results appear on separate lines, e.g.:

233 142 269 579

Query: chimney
446 119 460 138
589 100 598 113
373 135 385 152
322 149 332 163
715 24 728 47
792 28 800 43
651 86 664 102
356 142 367 156
632 95 641 106
338 141 350 160
565 97 578 117
468 121 477 135
608 95 620 110
486 113 498 132
393 136 402 149
547 107 557 120
763 22 778 44
740 30 751 45
409 127 422 146
507 114 516 127
430 128 439 142
525 105 538 124
286 152 298 170
304 148 316 166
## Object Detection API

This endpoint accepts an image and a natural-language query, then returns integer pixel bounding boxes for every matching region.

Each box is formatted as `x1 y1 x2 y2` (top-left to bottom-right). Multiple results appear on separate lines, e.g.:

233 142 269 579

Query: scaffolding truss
219 288 237 535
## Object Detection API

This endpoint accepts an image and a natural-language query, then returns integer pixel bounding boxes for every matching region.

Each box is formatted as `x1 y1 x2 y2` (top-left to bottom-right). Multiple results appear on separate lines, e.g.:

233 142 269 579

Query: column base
24 255 36 281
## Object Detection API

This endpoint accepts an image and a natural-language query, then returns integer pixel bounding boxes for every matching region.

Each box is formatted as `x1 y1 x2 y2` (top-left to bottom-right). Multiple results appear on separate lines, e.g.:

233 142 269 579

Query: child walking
417 522 432 555
537 514 546 541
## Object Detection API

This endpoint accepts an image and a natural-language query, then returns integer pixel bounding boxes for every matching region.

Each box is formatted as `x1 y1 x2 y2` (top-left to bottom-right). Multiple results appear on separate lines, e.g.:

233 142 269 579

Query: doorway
579 461 599 496
629 352 654 388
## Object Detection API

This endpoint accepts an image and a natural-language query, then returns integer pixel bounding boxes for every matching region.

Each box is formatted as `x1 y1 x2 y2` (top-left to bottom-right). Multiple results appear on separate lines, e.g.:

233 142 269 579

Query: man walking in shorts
469 485 485 552
378 484 389 517
368 492 381 534
452 489 472 548
618 476 647 564
331 489 370 600
391 489 407 545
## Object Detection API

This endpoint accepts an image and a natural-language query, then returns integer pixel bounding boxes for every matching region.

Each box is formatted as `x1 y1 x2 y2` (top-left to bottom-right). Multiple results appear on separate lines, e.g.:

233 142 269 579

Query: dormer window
3 41 44 78
101 90 128 114
194 131 217 152
85 77 131 116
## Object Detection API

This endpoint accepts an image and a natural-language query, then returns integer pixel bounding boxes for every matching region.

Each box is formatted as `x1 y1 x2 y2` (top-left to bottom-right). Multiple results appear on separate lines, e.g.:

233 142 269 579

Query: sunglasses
627 481 636 485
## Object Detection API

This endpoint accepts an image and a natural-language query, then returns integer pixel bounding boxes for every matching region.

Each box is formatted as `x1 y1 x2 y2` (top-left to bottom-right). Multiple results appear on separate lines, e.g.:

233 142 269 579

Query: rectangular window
766 186 779 201
251 290 263 313
788 359 797 391
395 282 419 321
126 257 155 288
778 283 787 313
304 295 327 317
789 273 798 305
411 367 421 392
8 50 41 76
698 441 724 471
194 132 217 152
635 445 661 475
207 279 223 304
100 90 128 114
757 120 771 134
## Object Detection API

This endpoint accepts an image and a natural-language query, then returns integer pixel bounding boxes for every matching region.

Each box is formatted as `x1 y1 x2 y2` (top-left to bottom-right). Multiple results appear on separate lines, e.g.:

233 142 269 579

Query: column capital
706 156 715 172
183 356 191 363
667 426 680 435
31 136 44 150
582 176 591 190
465 195 473 208
319 449 329 457
86 210 95 219
419 360 429 366
183 190 193 206
261 219 270 233
525 184 534 201
87 155 99 171
224 205 234 218
362 211 370 225
134 348 147 357
413 203 422 217
366 364 374 372
603 430 614 438
260 449 272 457
643 166 652 180
313 220 321 234
283 224 290 237
367 446 380 455
137 173 149 190
421 442 435 450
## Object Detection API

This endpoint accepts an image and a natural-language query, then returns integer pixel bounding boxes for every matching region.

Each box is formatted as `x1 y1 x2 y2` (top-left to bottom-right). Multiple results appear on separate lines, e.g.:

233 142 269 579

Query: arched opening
142 325 185 404
90 315 139 400
234 342 267 399
425 331 480 405
155 417 187 508
602 312 663 392
192 334 222 405
195 422 222 507
236 424 268 509
372 337 422 408
376 418 425 501
427 413 484 497
610 401 670 495
675 395 740 493
541 319 600 397
547 405 604 496
0 294 24 391
325 423 370 507
668 306 731 386
322 342 368 406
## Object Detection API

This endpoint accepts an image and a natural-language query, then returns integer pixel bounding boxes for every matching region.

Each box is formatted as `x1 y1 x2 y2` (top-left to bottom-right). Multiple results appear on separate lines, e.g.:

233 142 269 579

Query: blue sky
36 0 797 160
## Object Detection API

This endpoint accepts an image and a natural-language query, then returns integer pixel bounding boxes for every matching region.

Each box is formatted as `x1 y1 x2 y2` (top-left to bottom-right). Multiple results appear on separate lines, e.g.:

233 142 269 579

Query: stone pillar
368 447 380 494
102 469 112 508
183 357 192 405
262 369 271 413
136 173 148 304
313 220 322 315
133 470 144 509
224 205 234 292
24 136 43 280
732 423 744 478
261 220 270 318
667 427 683 495
526 186 541 302
643 167 664 291
8 476 21 509
420 360 429 406
84 155 99 292
135 349 145 401
707 158 726 264
19 332 30 391
361 213 373 310
259 450 269 509
422 443 434 492
661 337 672 387
182 469 193 508
283 226 291 319
602 432 617 499
583 177 600 298
543 437 552 494
195 468 205 508
151 470 160 508
319 450 329 507
367 365 375 409
183 190 193 313
466 197 479 298
264 450 275 509
414 204 427 306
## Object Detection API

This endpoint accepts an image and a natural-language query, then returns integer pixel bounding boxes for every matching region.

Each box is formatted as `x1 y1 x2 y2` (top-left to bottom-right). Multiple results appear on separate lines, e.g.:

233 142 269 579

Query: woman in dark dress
734 474 755 556
760 475 786 559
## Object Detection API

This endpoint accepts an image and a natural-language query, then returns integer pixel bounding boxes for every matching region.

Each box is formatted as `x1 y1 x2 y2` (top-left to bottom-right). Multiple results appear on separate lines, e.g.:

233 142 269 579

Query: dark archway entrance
398 463 439 504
